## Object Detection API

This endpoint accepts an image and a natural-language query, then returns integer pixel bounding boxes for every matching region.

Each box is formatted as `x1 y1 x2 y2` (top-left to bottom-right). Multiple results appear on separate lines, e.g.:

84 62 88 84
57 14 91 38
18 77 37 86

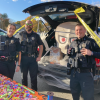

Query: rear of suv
22 1 100 94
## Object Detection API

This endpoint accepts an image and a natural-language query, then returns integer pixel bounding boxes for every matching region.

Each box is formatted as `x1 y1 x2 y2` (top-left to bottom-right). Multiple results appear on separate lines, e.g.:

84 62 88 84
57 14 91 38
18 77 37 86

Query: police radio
70 48 75 56
67 58 73 75
67 63 71 75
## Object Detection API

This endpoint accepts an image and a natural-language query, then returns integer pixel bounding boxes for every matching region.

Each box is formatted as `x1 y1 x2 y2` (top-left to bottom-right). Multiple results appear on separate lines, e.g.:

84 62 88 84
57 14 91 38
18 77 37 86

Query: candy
0 74 47 100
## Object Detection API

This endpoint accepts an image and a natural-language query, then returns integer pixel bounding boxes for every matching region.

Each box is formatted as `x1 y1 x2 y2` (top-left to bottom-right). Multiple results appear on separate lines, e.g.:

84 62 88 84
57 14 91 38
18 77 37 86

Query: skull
55 22 78 54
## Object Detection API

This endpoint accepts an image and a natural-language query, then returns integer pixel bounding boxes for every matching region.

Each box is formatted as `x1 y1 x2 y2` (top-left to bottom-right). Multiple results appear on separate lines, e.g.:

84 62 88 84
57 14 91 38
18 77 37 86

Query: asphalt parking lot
13 70 100 100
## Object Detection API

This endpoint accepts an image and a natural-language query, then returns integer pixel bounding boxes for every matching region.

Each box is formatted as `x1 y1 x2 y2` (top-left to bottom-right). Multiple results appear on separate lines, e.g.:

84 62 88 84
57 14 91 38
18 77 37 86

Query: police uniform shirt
0 35 21 56
26 31 43 46
19 31 43 55
68 35 100 68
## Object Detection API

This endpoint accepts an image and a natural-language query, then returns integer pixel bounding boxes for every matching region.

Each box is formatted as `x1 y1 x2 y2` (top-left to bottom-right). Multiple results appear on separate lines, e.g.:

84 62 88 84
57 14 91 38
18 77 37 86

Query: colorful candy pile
0 74 47 100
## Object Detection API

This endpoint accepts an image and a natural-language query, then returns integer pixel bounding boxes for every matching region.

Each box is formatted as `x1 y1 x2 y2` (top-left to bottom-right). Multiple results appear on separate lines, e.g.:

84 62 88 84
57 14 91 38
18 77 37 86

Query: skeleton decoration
55 22 88 66
55 22 78 54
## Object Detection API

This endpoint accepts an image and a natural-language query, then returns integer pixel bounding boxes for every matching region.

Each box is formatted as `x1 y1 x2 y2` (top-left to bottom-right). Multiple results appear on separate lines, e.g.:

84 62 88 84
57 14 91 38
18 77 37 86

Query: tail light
37 46 39 52
95 58 100 67
66 15 77 19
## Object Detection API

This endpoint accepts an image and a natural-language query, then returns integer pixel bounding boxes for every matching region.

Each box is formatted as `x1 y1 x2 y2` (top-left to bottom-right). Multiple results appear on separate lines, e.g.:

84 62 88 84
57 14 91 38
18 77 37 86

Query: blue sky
0 0 100 22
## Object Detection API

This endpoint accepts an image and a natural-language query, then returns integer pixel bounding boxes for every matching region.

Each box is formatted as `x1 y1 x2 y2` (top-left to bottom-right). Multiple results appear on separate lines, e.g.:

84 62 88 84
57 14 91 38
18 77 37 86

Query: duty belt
0 56 15 61
74 68 91 73
22 53 36 57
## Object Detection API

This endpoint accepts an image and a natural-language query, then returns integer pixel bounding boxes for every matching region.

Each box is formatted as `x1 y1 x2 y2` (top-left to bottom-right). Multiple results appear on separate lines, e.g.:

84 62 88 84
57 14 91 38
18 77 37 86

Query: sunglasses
26 23 32 26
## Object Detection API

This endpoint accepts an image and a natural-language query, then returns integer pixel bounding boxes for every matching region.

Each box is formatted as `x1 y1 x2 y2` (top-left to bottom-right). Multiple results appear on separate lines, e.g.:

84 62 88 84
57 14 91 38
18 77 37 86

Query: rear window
36 17 51 34
49 13 76 21
48 11 92 24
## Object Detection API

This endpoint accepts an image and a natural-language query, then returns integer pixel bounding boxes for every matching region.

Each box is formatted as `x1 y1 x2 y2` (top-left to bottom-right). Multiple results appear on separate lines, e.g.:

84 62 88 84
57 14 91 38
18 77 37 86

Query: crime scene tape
74 7 100 47
13 16 39 35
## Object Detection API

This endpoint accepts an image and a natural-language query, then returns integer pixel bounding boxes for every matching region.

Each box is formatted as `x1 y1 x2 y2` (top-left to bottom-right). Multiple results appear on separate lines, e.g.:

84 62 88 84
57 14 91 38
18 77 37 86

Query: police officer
67 23 100 100
18 20 43 91
0 24 21 79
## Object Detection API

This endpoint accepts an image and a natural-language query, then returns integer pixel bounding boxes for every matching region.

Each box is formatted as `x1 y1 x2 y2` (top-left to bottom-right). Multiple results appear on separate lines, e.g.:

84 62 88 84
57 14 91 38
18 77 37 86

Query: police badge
11 40 14 44
32 37 35 40
82 43 86 57
82 43 86 48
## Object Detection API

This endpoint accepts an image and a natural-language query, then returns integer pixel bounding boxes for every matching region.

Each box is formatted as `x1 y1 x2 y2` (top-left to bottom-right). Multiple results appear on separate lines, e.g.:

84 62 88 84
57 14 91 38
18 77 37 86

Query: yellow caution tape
74 7 100 47
74 7 85 14
13 16 39 35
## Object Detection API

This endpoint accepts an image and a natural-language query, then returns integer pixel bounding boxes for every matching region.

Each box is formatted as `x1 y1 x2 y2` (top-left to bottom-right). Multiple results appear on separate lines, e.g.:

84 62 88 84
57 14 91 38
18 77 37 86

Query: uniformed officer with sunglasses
16 20 43 91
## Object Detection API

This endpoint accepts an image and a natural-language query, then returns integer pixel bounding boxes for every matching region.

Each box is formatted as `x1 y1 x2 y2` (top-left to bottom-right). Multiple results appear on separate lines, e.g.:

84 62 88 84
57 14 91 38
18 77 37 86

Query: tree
0 13 9 30
25 16 32 21
20 20 25 26
14 16 51 33
1 13 8 19
3 19 9 30
31 19 38 32
15 21 20 25
0 13 2 28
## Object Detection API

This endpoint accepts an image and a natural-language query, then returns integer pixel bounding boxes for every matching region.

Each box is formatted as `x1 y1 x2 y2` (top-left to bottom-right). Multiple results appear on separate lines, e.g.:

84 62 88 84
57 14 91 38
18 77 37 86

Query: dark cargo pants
70 69 94 100
21 56 38 91
0 61 16 79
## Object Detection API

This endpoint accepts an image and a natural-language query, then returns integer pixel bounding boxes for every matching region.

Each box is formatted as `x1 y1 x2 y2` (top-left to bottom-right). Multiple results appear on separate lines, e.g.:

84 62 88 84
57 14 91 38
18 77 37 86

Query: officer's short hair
25 20 33 25
75 23 85 29
8 24 16 30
